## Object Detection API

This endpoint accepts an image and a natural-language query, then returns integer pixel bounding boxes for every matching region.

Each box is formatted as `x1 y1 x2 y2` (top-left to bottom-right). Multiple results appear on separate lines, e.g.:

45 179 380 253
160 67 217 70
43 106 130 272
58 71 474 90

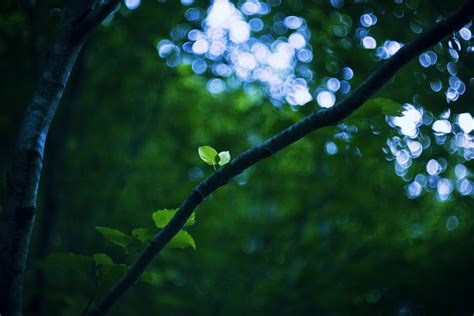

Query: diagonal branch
0 1 120 315
71 0 121 40
86 2 474 315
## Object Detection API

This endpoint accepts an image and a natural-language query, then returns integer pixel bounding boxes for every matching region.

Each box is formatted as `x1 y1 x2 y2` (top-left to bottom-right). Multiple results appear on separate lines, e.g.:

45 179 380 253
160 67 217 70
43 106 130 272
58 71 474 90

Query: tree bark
28 45 88 315
85 1 474 315
0 1 119 315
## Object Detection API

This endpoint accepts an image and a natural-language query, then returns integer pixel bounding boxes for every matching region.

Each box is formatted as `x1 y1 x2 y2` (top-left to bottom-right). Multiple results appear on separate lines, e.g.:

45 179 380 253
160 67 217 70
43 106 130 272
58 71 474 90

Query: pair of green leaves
198 146 230 168
131 209 196 249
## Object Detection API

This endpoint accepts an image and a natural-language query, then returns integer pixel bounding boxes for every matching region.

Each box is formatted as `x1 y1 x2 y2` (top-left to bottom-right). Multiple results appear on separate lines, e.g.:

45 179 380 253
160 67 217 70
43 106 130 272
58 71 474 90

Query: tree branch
71 0 121 40
87 1 474 315
0 1 120 315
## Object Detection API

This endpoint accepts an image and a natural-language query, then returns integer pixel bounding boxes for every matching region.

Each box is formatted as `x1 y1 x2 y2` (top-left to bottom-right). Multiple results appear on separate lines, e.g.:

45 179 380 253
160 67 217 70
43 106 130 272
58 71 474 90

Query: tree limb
0 1 120 315
87 1 474 315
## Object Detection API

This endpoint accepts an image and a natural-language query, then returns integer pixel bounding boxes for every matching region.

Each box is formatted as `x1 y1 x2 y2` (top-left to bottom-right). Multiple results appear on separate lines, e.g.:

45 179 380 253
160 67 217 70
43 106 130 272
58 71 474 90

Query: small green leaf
168 230 196 250
347 97 403 123
198 146 218 166
95 226 133 249
152 209 177 228
186 212 196 226
152 209 196 228
93 253 113 266
218 151 231 166
132 228 154 243
44 253 93 272
377 98 404 116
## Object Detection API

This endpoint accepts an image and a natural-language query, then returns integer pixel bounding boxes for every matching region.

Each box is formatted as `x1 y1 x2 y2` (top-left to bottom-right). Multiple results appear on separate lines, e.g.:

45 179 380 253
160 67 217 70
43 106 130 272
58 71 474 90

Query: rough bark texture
0 1 120 315
86 2 474 315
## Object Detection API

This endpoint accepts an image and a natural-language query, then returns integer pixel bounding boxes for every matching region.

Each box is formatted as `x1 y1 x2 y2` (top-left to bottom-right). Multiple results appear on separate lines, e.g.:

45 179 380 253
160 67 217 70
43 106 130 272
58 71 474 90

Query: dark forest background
1 0 473 315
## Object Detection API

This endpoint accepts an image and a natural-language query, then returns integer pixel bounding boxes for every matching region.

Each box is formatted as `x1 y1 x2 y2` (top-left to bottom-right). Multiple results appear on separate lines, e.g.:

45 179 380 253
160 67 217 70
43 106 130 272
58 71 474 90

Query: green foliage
375 98 404 116
92 253 113 266
198 146 231 168
346 97 403 124
152 209 177 228
131 228 154 243
198 146 218 166
218 151 231 166
185 212 196 226
167 230 196 250
152 209 196 228
132 209 197 250
95 226 133 249
99 263 129 284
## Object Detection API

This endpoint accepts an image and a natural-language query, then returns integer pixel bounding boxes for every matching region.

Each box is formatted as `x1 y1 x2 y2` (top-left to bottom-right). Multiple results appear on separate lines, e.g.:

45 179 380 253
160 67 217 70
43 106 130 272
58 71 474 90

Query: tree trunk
1 26 85 316
27 45 88 315
0 1 119 315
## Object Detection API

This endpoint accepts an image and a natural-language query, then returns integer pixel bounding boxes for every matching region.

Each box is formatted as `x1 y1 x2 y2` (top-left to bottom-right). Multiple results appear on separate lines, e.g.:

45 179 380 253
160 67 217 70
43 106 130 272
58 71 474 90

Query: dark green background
1 0 473 315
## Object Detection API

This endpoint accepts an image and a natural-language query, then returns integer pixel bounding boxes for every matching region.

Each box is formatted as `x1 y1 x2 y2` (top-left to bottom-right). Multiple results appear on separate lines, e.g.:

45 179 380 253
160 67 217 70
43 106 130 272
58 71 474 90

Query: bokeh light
157 0 317 106
156 0 474 201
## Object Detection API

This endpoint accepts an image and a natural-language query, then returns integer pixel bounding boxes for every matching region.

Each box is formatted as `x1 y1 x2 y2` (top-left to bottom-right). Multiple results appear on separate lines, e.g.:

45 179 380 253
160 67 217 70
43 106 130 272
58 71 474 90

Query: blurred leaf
95 226 133 249
140 269 163 285
378 98 404 116
44 253 93 272
93 253 113 266
167 230 196 250
218 151 231 166
347 97 403 123
100 263 128 283
132 228 154 243
99 263 160 286
198 146 218 166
